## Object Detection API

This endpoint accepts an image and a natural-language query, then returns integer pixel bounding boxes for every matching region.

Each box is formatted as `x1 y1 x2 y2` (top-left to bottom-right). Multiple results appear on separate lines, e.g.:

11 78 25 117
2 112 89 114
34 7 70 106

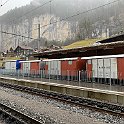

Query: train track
0 81 124 118
0 100 43 124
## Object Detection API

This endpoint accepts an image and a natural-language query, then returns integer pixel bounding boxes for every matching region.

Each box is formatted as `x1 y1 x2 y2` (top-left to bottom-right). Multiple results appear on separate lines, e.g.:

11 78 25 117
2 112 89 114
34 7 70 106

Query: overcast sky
0 0 32 16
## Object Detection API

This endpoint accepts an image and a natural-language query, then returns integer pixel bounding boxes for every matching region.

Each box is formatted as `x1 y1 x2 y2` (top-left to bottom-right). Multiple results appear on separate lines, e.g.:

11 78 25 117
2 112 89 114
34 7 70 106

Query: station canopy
32 34 124 59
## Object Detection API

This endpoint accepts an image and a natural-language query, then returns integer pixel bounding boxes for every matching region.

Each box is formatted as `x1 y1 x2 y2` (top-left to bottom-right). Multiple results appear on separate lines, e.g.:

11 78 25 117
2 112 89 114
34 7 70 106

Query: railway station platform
0 76 124 105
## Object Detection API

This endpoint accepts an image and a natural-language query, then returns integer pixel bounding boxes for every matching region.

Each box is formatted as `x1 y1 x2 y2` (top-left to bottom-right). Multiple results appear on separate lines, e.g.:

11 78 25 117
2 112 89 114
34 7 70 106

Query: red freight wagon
117 58 124 80
42 59 51 76
42 57 86 80
20 60 41 75
61 57 86 77
82 54 124 84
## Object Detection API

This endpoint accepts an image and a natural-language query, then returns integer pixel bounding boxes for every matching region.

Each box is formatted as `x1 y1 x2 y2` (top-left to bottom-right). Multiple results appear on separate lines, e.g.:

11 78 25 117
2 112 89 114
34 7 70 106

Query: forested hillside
0 0 124 51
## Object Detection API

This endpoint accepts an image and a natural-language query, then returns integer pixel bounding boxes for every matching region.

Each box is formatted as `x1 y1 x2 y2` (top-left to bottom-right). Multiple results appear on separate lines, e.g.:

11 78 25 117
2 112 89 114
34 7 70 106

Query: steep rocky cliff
0 0 124 51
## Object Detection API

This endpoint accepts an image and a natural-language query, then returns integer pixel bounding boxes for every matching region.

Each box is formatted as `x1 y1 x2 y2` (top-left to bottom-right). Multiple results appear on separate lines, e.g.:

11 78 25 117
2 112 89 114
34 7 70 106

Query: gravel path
0 86 122 124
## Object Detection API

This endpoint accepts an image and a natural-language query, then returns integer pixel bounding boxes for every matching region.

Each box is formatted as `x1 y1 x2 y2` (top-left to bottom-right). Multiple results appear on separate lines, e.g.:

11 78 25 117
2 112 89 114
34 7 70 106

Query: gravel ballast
0 86 123 124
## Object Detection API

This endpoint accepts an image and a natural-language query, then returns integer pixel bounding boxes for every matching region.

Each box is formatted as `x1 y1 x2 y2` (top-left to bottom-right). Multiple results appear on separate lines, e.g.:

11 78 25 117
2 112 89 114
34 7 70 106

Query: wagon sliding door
48 61 51 75
52 61 61 75
49 61 57 75
57 61 61 75
103 58 111 84
98 59 104 78
48 61 61 76
11 61 16 70
23 62 30 74
92 59 98 78
111 58 117 79
104 58 111 79
5 62 11 70
10 61 16 73
5 62 11 73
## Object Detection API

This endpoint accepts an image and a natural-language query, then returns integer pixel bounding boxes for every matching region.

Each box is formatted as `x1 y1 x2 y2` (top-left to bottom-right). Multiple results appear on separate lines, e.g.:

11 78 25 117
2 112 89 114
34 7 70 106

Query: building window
68 61 72 65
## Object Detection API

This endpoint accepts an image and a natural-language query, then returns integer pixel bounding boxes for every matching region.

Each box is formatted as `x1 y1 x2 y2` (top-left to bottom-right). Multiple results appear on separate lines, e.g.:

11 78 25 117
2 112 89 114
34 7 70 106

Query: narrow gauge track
0 82 124 118
0 100 43 124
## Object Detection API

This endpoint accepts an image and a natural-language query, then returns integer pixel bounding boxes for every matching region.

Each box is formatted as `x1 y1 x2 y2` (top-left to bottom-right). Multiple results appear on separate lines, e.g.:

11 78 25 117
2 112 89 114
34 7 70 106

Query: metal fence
0 69 124 90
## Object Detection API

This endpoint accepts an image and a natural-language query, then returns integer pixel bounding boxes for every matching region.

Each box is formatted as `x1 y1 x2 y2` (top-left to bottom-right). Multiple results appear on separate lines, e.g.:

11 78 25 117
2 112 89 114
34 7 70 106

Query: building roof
32 34 124 59
15 45 33 50
98 34 124 44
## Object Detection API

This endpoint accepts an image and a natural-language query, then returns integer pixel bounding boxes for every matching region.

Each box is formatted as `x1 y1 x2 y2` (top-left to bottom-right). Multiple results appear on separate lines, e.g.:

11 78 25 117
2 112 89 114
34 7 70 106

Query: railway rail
0 81 124 119
0 100 43 124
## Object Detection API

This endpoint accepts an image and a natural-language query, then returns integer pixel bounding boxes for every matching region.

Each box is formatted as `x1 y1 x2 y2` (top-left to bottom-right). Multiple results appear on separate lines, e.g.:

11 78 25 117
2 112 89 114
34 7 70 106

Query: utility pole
0 25 3 52
38 24 40 50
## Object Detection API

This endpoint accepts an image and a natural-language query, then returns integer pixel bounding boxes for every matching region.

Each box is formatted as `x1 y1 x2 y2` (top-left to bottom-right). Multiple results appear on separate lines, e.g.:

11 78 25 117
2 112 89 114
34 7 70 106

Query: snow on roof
4 60 24 62
4 60 17 62
43 57 78 62
81 54 124 60
60 57 78 61
19 60 41 63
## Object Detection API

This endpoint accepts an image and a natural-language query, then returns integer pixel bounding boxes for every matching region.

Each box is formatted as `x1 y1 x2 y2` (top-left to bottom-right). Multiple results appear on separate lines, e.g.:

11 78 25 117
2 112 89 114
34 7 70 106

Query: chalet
6 47 15 57
14 45 33 57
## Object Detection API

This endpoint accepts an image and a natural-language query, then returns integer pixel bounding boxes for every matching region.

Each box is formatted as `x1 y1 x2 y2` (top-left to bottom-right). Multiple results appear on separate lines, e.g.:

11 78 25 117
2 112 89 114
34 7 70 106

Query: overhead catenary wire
25 0 123 39
0 0 2 6
1 30 35 48
0 0 55 46
17 0 124 34
2 0 122 38
8 0 55 24
2 30 36 48
1 0 123 48
1 31 35 40
1 26 35 47
0 0 10 7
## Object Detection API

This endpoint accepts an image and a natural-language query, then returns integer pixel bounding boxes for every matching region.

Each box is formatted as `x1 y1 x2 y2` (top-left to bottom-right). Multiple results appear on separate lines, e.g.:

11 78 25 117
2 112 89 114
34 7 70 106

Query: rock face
0 14 76 51
0 12 124 52
32 14 73 41
0 0 124 51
